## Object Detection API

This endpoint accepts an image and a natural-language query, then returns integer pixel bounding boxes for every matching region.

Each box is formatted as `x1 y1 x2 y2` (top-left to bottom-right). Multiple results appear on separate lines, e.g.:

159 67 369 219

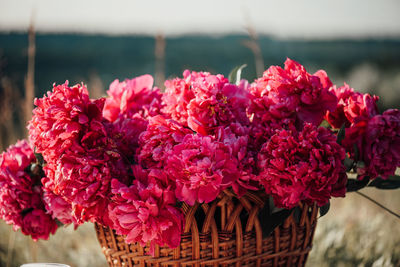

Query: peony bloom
108 167 183 255
28 82 104 163
326 83 379 128
363 109 400 178
165 134 239 205
0 140 58 240
162 70 250 135
42 190 80 227
29 82 133 224
343 109 400 179
215 123 258 197
103 75 163 122
21 209 58 241
106 115 148 160
161 70 197 124
47 148 129 224
41 173 81 227
257 124 346 208
137 115 192 168
250 58 337 127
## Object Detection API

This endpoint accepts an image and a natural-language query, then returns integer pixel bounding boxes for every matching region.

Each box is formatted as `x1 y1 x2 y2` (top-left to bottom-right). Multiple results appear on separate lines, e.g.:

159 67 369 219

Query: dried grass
0 222 107 267
307 188 400 267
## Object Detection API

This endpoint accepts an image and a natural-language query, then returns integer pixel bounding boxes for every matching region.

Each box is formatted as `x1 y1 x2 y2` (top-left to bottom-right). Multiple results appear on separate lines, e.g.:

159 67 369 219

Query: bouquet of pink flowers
1 59 399 253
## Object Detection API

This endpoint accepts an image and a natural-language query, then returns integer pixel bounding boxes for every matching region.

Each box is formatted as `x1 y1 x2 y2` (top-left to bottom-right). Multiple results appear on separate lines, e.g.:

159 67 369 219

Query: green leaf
389 175 400 181
259 208 293 237
344 156 354 172
293 206 302 223
34 152 44 165
55 218 65 227
319 120 331 129
368 175 400 190
228 64 247 85
353 143 360 160
336 124 346 145
356 161 366 169
346 178 370 192
319 201 330 217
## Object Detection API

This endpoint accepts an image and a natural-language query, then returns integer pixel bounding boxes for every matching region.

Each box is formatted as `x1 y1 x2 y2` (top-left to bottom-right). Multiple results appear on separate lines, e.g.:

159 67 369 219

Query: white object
21 264 70 267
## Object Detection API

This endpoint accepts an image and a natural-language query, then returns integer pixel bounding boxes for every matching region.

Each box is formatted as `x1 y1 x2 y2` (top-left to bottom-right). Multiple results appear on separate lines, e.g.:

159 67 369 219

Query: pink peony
0 141 42 221
28 82 104 163
161 70 197 124
108 167 183 254
344 91 379 124
257 124 346 208
162 70 250 135
343 109 400 179
137 115 192 168
29 82 133 224
215 123 258 197
0 140 58 240
42 190 79 227
41 173 81 227
103 75 163 122
250 58 337 127
47 149 129 224
326 83 379 128
165 134 239 205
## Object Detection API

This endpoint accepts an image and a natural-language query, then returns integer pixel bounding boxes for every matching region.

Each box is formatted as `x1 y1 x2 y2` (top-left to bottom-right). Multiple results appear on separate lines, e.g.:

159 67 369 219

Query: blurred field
0 33 400 111
0 33 399 266
0 222 108 267
307 188 400 267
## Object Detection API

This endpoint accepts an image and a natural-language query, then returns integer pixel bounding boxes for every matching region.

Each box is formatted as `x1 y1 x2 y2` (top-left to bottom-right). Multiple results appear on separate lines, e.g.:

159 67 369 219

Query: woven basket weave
95 190 318 267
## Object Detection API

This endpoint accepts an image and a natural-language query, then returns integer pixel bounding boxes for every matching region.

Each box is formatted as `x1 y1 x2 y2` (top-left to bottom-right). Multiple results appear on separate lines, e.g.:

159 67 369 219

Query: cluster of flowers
0 59 399 252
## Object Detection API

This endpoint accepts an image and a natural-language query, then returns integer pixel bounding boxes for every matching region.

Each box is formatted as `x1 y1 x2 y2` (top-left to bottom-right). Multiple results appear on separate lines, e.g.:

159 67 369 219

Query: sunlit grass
307 188 400 267
0 222 107 267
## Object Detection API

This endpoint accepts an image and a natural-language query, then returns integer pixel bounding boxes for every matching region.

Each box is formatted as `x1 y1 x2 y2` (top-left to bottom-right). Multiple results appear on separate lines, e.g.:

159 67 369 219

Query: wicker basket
95 190 318 267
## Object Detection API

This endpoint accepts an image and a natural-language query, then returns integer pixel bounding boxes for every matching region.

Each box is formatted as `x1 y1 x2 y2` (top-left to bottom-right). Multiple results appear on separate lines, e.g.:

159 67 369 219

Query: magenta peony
103 75 163 122
326 83 379 129
108 166 183 255
41 172 81 227
0 140 58 240
215 123 258 196
29 81 133 224
343 109 400 179
21 209 58 241
363 109 400 178
137 115 192 168
47 149 129 224
162 70 250 135
257 124 346 208
164 134 239 205
28 82 104 163
250 58 337 127
106 115 148 160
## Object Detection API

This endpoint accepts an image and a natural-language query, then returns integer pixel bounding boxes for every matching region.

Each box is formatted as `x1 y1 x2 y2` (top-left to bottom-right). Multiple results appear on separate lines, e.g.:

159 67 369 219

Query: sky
0 0 400 38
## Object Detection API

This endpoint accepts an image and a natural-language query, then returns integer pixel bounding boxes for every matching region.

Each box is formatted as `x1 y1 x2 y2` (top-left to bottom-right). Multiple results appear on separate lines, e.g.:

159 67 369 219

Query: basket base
95 192 318 267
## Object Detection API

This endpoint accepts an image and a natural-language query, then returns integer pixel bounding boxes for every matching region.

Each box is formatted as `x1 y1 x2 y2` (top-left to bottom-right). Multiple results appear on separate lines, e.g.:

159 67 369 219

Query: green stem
355 191 400 220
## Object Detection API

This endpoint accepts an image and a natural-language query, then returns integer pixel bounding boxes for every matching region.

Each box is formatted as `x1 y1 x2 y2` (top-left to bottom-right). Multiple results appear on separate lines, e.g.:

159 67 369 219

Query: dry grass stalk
88 72 105 99
242 12 264 77
154 33 166 89
5 229 15 267
0 77 23 150
24 23 35 135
